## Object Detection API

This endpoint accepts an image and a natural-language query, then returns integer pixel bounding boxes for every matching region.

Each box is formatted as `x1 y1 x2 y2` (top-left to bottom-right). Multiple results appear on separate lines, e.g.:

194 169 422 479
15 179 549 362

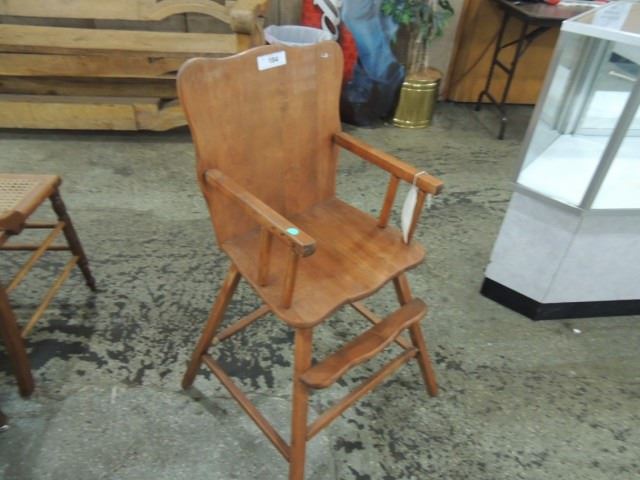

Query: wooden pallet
0 0 269 131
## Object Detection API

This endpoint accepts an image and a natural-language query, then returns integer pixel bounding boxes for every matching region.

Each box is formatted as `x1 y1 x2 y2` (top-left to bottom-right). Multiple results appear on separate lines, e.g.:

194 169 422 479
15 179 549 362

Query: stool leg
0 285 34 397
182 264 241 389
393 274 438 397
49 190 96 291
289 328 312 480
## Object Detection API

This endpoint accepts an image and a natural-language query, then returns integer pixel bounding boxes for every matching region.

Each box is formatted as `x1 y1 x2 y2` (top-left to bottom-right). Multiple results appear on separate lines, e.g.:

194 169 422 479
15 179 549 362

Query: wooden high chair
0 174 95 397
178 42 444 480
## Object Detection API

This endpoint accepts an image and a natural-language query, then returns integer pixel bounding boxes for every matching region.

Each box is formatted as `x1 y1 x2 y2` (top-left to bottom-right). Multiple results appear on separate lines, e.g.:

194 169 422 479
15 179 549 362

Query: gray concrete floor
0 103 638 480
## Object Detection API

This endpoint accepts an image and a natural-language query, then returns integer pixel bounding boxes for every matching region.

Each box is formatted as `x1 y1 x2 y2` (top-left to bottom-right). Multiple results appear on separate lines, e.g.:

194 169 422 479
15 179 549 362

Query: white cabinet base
483 191 640 320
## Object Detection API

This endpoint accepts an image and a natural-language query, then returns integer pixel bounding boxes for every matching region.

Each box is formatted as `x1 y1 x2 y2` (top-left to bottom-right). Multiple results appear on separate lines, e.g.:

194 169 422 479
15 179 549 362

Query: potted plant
381 0 455 128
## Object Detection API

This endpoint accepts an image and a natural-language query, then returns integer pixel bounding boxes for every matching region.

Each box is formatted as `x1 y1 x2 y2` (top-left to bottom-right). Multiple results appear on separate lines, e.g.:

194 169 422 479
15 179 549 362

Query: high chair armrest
333 132 443 195
204 169 316 257
334 131 444 241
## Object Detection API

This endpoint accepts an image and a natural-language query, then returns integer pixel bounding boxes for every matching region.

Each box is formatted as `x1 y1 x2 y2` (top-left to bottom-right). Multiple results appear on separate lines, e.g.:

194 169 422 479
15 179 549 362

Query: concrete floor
0 103 638 480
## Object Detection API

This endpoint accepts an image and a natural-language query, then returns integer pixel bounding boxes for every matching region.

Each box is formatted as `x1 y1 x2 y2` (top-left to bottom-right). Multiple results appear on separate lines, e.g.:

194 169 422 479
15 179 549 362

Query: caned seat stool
0 174 95 397
179 42 444 479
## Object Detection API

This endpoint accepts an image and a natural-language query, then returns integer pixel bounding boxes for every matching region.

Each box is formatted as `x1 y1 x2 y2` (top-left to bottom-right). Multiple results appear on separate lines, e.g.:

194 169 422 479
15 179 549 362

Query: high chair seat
224 197 425 328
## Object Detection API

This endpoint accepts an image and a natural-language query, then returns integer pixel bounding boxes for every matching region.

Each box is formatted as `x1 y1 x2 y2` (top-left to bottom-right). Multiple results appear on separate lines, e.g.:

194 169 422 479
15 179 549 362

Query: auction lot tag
257 51 287 71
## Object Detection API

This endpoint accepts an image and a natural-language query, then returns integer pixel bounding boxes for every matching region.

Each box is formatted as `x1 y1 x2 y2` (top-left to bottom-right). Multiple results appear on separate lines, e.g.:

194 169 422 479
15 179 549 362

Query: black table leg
476 11 511 113
476 11 544 139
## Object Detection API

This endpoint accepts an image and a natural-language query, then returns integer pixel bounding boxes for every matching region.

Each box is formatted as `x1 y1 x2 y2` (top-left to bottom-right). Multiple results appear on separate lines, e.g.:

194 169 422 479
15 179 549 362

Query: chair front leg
393 274 438 397
49 190 96 291
289 327 312 480
182 264 242 389
0 285 34 397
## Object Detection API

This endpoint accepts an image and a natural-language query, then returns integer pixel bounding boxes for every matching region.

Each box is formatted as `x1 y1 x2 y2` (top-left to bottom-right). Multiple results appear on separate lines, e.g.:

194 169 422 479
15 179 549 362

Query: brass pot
392 68 442 129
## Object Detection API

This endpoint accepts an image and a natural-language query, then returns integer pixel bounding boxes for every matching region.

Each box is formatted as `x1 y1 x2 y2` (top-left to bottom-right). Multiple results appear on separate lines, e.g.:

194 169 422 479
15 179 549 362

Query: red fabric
301 0 357 81
301 0 323 27
339 25 357 81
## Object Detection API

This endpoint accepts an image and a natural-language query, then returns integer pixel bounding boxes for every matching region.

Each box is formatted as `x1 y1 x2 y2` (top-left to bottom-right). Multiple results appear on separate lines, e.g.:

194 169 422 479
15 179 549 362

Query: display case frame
513 2 640 212
482 2 640 320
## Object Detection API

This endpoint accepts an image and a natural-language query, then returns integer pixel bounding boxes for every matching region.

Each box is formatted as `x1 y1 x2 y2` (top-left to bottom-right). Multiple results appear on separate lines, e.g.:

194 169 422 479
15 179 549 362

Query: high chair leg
289 327 313 480
182 264 241 389
393 273 438 397
408 322 438 396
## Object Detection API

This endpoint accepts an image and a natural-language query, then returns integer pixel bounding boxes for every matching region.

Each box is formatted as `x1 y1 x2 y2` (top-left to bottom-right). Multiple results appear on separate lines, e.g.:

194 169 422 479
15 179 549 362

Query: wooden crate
0 0 269 130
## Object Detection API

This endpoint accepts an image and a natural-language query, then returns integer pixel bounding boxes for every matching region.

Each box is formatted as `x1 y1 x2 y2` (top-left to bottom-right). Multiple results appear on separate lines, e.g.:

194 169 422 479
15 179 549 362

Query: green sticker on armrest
286 227 299 236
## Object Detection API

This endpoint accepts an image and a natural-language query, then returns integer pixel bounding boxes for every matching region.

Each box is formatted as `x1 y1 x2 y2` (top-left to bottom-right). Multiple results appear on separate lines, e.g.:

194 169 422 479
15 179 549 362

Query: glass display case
482 3 640 320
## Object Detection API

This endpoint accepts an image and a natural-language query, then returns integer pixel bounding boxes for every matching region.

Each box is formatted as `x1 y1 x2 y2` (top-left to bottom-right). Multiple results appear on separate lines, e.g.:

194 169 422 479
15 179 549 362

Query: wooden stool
0 174 95 396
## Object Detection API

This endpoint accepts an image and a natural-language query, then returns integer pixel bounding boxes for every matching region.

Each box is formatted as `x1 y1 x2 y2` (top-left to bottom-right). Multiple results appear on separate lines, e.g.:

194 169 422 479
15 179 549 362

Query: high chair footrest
300 299 427 389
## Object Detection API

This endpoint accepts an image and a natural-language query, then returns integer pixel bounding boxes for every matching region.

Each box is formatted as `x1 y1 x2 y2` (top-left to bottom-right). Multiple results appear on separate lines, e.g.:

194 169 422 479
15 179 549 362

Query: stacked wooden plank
0 0 269 130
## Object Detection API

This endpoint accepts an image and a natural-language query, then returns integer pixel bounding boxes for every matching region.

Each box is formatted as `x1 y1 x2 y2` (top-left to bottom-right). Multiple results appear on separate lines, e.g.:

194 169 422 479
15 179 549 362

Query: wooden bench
0 0 269 130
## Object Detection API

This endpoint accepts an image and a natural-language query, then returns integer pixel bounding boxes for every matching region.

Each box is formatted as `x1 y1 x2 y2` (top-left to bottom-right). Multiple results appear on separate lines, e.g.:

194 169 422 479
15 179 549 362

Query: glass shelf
519 134 608 206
